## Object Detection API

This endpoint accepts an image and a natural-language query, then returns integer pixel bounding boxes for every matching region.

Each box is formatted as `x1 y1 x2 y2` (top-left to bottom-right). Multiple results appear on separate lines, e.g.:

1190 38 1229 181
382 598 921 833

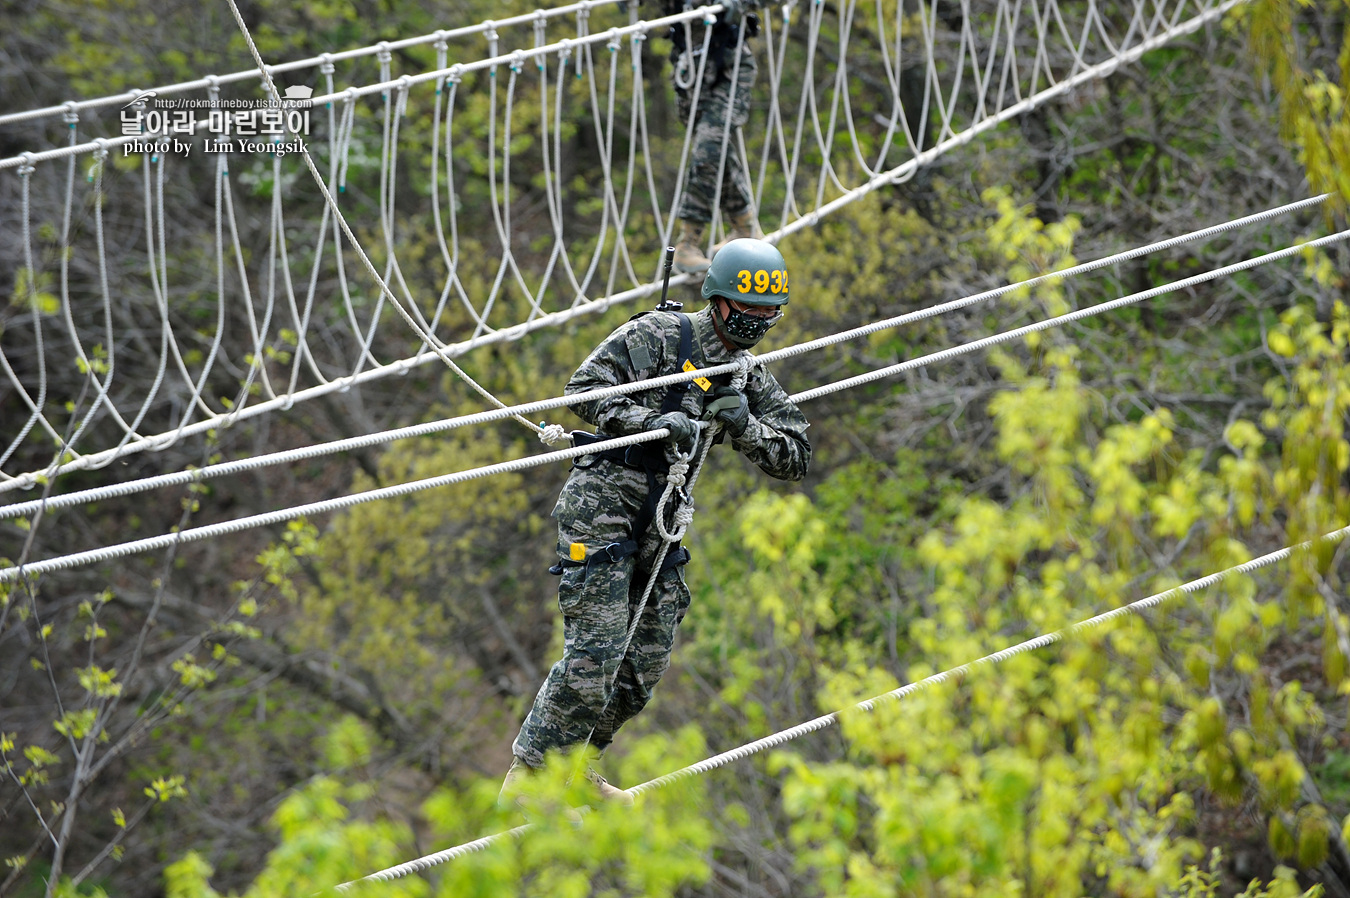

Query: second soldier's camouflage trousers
511 457 692 768
675 51 758 224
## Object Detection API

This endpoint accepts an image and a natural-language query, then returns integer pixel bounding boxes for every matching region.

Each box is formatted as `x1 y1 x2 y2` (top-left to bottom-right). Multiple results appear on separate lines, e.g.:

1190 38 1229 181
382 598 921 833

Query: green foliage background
2 0 1350 896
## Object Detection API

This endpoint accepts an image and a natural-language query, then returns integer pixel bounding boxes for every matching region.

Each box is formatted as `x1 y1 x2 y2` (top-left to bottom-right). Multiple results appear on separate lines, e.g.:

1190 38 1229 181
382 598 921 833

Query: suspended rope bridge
3 0 1342 888
2 0 1246 495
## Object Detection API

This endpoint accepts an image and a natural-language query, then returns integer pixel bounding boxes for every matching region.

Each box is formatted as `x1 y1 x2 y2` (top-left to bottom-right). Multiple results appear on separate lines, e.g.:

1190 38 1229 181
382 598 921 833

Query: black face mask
713 300 783 349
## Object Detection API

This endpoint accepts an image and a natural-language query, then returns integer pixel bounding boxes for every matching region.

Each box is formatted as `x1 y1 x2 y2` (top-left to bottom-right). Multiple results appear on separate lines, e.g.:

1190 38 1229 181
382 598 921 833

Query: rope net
0 0 1238 495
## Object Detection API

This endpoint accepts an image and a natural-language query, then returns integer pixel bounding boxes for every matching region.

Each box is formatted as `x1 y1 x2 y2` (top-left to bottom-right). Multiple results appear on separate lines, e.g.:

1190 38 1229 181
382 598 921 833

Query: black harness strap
658 312 695 415
549 544 691 576
624 312 695 542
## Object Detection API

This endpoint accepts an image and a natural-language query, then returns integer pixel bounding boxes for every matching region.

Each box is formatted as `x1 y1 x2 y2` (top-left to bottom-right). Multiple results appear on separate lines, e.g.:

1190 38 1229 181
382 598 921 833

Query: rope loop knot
655 457 694 542
536 423 569 446
731 352 754 390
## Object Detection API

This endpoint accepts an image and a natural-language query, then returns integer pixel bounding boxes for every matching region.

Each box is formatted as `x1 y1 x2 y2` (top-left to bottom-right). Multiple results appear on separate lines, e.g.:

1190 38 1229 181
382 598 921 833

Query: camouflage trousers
511 458 692 768
675 51 758 224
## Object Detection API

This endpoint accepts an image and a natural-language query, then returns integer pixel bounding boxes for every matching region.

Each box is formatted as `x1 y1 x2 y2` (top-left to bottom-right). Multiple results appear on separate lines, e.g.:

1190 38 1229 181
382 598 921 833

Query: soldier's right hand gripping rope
702 385 749 437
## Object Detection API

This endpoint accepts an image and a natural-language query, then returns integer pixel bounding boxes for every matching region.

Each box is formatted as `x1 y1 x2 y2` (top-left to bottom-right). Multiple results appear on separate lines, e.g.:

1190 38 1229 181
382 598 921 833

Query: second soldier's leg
680 55 758 226
589 563 692 753
676 88 722 226
672 79 715 273
715 52 757 221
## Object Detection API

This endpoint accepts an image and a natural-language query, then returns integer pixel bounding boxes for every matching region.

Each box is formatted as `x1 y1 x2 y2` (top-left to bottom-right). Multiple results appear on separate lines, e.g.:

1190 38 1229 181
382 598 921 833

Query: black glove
703 385 749 438
649 411 699 448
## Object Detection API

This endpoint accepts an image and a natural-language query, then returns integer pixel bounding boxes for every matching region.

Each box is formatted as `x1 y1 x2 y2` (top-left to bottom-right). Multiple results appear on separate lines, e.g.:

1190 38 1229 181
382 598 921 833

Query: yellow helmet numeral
736 268 789 295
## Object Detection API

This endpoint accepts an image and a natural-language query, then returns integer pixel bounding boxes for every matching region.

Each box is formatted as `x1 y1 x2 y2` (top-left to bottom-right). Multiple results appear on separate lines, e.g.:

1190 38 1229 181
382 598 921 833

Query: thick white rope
49 135 141 455
789 227 1350 403
0 194 1327 517
0 0 1236 172
219 0 559 448
0 164 54 470
757 192 1333 368
341 522 1350 885
633 536 1350 785
0 272 698 495
5 227 1345 578
0 6 734 172
0 2 629 128
110 140 173 453
0 429 669 584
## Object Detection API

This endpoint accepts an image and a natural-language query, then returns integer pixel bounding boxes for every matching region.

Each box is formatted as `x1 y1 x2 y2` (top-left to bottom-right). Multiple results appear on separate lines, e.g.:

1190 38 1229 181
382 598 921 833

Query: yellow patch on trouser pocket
569 542 587 562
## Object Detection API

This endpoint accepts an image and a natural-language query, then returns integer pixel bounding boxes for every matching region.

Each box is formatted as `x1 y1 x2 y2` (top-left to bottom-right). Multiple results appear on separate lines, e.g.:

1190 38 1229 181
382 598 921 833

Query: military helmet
702 238 790 307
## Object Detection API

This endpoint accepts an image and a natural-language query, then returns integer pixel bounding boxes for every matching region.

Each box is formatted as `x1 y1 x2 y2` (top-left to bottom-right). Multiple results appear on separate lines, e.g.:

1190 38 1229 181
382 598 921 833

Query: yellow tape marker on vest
569 542 587 562
683 359 712 392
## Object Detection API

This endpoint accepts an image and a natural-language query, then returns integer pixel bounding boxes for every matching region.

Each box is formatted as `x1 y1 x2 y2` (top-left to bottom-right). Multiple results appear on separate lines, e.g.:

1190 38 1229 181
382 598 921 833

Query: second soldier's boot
498 756 536 811
499 757 583 823
584 766 635 807
710 208 765 257
672 220 711 274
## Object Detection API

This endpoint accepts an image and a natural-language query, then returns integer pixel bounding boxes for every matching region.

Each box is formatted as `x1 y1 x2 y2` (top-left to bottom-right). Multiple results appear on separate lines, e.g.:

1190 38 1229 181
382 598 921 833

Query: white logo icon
121 90 159 109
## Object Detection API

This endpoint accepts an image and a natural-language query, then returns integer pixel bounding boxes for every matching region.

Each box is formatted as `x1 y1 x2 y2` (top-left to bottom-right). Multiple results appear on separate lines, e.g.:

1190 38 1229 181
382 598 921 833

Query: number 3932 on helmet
701 238 790 307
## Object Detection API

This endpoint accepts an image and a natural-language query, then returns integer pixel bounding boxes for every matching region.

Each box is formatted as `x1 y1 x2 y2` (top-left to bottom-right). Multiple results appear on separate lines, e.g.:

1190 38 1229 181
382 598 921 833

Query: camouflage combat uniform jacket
510 305 810 767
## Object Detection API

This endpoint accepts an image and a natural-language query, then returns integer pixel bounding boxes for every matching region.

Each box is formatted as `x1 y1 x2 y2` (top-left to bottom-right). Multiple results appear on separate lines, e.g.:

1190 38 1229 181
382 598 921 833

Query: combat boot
583 766 635 806
498 756 537 811
672 220 711 274
711 208 765 257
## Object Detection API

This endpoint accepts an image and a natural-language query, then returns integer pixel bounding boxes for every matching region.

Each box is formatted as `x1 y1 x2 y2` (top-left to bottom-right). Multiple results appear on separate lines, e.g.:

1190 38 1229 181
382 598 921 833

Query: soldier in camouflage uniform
664 0 771 274
503 238 809 805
